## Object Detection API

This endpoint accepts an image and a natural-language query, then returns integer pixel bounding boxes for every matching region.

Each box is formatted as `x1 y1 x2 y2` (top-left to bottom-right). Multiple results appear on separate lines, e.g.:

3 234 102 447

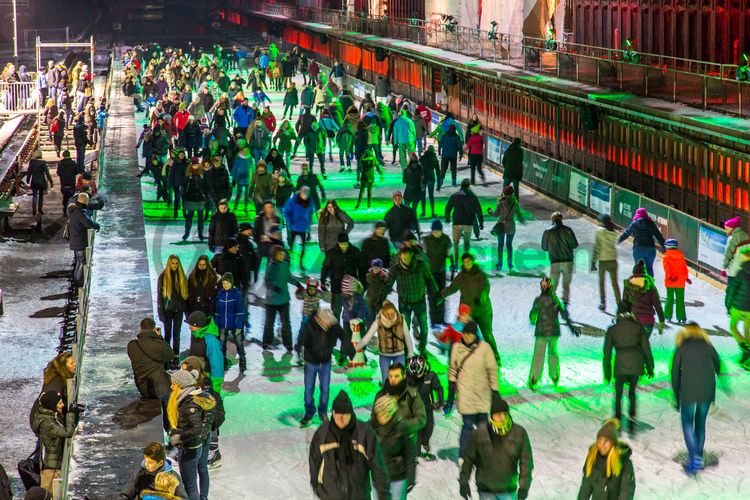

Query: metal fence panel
668 208 701 264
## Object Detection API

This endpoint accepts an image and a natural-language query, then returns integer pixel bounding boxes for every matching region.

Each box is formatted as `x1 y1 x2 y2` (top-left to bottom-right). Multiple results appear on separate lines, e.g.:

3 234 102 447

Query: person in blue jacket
617 208 666 277
284 186 314 272
232 97 254 136
214 272 246 373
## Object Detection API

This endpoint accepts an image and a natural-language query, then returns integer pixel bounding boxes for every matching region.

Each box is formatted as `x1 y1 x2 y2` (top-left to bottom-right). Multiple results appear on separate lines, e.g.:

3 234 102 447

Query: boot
239 358 247 374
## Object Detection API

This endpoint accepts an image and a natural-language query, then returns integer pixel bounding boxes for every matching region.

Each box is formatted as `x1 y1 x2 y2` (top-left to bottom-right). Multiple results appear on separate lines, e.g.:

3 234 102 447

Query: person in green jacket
273 120 297 167
263 245 302 351
186 311 225 391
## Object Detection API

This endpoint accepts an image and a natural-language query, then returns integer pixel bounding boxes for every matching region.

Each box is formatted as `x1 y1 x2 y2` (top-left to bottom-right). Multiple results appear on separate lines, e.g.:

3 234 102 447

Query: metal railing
248 2 750 119
0 81 39 113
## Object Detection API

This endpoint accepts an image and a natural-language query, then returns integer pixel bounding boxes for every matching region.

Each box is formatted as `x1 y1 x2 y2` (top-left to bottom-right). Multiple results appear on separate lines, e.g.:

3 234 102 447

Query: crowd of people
12 40 744 500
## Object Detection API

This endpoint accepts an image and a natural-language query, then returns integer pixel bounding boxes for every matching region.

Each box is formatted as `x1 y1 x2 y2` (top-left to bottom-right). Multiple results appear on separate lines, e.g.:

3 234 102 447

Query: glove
721 270 728 278
646 371 654 380
443 402 453 417
68 402 86 414
686 278 692 284
459 483 470 499
168 434 181 446
590 262 597 272
570 325 581 337
518 488 529 500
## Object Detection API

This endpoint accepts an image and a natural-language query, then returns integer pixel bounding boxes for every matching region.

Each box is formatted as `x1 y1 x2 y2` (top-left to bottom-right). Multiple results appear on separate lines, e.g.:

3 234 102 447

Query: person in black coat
207 200 238 253
359 221 392 285
205 158 232 211
370 395 417 496
617 208 666 277
68 192 100 286
321 232 361 321
127 317 175 399
671 322 723 474
295 308 354 427
384 190 419 249
603 301 655 431
577 419 634 500
25 150 54 216
73 115 92 172
118 442 188 500
460 394 533 500
541 211 579 304
235 222 258 285
182 163 208 241
210 238 249 292
444 179 484 267
406 355 444 458
57 150 78 215
186 256 219 316
308 391 389 500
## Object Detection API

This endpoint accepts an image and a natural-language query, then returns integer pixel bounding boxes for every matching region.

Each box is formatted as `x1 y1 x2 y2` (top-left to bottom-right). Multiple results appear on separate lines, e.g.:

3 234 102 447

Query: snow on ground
130 74 750 499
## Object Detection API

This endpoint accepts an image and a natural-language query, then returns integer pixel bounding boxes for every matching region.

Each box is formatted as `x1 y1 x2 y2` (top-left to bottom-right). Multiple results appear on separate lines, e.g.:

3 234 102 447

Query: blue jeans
460 413 486 457
179 446 201 500
680 401 711 462
379 354 406 383
252 147 265 163
496 233 515 270
198 438 211 500
632 246 657 277
304 362 331 419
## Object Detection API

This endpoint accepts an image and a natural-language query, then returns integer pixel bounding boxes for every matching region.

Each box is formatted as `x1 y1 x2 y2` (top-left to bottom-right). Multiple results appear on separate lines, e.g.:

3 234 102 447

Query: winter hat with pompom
374 395 399 420
171 369 198 390
40 391 64 412
597 418 620 444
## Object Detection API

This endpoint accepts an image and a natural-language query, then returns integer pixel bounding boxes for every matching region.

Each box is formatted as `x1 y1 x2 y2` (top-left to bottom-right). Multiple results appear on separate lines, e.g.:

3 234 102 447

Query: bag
325 128 335 139
17 442 41 490
490 222 504 237
50 119 59 134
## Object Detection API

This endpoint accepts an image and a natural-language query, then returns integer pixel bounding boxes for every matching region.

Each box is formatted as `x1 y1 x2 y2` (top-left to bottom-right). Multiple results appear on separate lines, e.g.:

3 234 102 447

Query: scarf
329 418 357 465
383 379 407 397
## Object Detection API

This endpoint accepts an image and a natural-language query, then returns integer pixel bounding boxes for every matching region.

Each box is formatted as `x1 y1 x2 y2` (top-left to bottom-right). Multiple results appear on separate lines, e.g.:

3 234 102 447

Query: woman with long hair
488 185 524 273
187 255 219 316
317 199 354 254
157 255 189 356
577 419 635 499
42 352 76 395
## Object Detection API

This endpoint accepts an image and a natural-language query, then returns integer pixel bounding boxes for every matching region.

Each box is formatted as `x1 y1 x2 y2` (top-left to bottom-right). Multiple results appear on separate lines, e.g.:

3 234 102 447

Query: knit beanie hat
181 356 205 373
40 391 64 412
597 418 620 444
221 272 234 286
665 239 678 249
460 178 471 189
490 392 510 414
374 395 399 420
186 311 208 328
431 219 443 231
225 238 239 249
370 258 383 268
171 369 198 390
402 230 417 242
337 232 349 243
332 390 354 414
724 216 742 229
375 221 387 229
632 259 647 276
458 303 472 317
341 275 363 296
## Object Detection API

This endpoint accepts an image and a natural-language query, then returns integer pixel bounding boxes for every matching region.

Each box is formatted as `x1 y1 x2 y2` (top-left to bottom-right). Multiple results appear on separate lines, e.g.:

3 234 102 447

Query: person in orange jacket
662 239 691 324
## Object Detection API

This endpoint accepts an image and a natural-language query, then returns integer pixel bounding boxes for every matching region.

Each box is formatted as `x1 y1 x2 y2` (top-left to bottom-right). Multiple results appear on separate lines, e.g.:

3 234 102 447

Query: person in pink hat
722 216 750 282
617 208 665 277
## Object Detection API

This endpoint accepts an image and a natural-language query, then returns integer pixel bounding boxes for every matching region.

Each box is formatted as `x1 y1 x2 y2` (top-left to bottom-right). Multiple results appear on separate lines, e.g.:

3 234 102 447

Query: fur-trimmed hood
624 273 655 294
675 324 710 347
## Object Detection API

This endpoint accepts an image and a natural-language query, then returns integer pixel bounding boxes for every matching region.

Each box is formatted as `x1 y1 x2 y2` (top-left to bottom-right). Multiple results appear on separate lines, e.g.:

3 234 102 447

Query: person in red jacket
662 239 691 324
174 104 190 141
464 132 485 185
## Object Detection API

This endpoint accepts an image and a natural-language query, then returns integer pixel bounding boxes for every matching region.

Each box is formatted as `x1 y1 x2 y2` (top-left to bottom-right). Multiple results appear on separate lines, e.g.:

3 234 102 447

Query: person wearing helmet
406 355 444 460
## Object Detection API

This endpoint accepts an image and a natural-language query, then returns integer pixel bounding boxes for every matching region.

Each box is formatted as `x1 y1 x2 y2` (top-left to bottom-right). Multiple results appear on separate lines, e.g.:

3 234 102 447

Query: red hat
458 303 471 316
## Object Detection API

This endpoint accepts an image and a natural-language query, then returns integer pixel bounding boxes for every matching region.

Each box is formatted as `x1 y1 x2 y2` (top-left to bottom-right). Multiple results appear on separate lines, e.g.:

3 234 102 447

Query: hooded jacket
370 415 417 486
308 418 389 500
171 388 216 449
727 259 750 311
723 228 750 277
127 329 175 399
392 112 416 146
439 127 463 158
188 319 224 390
119 458 188 500
671 325 721 404
460 420 533 495
622 274 664 325
419 148 439 183
67 202 100 251
577 443 635 500
603 315 655 380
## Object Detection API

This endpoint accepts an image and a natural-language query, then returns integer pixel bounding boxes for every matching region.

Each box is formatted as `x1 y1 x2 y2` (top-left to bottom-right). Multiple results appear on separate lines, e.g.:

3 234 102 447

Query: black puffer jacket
618 217 665 250
445 188 483 226
210 251 248 291
31 409 76 470
182 173 208 204
726 260 750 311
359 234 391 278
308 419 389 500
370 416 416 486
603 316 655 380
529 293 568 337
541 222 579 263
459 421 534 495
384 203 418 243
127 329 175 399
187 271 217 316
208 210 239 251
577 444 635 500
67 202 100 251
321 245 361 293
172 389 216 449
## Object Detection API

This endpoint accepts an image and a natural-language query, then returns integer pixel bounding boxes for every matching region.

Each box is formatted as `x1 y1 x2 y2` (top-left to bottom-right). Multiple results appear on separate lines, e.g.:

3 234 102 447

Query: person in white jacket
355 300 414 382
591 214 621 311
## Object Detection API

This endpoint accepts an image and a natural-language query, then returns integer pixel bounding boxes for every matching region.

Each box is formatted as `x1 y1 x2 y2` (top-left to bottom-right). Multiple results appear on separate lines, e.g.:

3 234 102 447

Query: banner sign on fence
698 223 728 272
589 178 611 216
612 188 641 228
568 169 589 208
668 208 700 264
486 136 505 165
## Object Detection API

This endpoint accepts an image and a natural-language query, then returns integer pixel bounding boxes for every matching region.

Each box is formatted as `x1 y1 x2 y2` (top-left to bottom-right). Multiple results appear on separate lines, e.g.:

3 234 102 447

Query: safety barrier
484 134 728 280
0 81 39 114
243 1 750 118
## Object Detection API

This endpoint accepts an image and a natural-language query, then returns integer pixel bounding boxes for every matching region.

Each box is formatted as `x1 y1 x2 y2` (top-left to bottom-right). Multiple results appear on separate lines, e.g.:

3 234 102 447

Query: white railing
0 81 39 113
